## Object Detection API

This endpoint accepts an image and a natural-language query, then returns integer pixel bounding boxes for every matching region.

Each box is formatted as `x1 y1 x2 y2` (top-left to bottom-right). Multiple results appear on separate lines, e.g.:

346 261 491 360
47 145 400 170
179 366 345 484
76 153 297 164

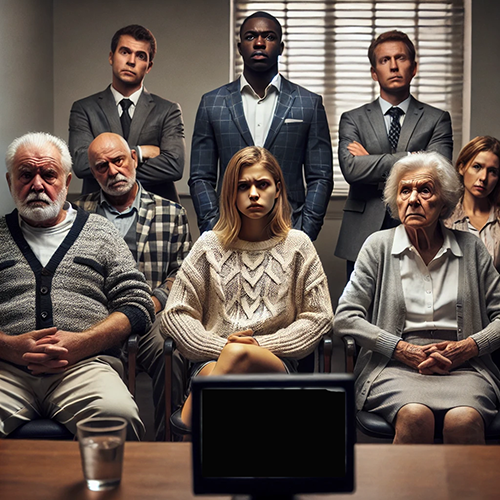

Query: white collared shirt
392 223 461 332
240 73 281 147
378 95 411 134
110 85 143 119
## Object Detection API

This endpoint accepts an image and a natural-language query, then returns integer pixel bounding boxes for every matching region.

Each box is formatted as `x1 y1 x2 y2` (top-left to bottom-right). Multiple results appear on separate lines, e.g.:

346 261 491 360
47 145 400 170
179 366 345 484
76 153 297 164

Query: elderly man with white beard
0 132 155 439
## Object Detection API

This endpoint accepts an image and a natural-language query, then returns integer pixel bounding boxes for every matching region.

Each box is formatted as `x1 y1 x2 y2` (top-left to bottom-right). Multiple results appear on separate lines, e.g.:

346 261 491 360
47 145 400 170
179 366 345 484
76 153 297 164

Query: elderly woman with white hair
334 151 500 444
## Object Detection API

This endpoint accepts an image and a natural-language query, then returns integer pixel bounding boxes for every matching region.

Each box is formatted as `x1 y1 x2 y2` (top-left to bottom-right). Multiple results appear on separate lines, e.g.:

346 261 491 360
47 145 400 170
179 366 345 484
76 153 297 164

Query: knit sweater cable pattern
161 230 333 362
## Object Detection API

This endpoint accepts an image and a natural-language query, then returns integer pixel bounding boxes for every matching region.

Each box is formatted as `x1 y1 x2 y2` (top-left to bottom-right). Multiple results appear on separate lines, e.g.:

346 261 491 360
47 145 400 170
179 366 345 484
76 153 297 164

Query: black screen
201 388 346 479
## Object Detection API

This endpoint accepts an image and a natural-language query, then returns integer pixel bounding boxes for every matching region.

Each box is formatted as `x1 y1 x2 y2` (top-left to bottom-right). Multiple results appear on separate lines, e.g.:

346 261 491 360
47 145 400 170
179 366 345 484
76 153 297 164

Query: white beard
102 172 136 197
14 187 67 224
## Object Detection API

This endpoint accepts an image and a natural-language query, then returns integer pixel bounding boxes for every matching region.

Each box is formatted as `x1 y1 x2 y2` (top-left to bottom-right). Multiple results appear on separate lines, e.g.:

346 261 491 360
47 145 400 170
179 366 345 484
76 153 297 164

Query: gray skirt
364 330 499 425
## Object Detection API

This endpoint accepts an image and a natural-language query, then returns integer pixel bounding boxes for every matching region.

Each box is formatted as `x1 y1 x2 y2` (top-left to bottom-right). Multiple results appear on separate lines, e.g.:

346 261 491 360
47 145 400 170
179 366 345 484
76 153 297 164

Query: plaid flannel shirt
75 185 192 309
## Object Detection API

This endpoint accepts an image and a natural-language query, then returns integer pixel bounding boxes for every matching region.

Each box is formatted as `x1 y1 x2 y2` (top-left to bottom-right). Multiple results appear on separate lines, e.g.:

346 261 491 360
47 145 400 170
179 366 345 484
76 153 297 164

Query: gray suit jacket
189 77 333 241
335 96 453 262
69 86 185 202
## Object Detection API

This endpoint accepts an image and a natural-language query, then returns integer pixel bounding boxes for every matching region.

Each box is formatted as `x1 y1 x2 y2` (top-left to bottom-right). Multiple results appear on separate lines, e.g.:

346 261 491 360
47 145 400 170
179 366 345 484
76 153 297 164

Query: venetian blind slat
233 0 464 196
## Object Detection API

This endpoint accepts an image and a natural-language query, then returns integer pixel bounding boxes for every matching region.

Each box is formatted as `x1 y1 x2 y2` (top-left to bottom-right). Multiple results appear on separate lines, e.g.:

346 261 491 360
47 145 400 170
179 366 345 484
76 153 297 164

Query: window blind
233 1 465 196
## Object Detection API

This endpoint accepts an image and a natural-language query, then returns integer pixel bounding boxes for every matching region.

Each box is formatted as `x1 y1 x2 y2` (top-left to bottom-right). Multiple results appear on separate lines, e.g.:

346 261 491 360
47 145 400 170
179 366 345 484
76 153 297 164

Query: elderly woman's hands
417 338 479 374
394 338 479 374
394 340 450 373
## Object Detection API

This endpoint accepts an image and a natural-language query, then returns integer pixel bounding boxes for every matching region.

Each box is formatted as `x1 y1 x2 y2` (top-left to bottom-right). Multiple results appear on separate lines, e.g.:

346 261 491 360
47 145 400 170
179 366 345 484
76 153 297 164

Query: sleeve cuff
375 330 401 358
117 305 151 335
152 288 168 311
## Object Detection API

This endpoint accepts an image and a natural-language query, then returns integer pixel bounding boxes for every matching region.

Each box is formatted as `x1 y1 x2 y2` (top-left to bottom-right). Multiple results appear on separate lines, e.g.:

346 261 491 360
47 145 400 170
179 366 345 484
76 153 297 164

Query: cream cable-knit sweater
161 229 333 361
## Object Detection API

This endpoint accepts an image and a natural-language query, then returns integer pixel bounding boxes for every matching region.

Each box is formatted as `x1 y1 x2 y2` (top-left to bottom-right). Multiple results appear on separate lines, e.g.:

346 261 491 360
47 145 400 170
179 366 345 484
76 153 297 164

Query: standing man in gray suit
69 25 185 202
335 30 453 275
189 11 333 241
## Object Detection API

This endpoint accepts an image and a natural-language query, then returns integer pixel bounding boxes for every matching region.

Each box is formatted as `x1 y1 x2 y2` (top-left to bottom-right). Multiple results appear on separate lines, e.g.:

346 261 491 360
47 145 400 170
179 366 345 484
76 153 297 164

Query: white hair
383 151 462 221
5 132 72 175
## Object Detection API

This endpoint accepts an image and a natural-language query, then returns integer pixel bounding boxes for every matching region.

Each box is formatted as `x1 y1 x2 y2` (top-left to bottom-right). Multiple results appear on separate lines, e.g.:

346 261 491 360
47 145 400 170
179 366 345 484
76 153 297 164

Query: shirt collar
379 95 411 116
240 73 281 99
110 85 143 108
449 200 499 226
99 181 142 214
391 222 463 258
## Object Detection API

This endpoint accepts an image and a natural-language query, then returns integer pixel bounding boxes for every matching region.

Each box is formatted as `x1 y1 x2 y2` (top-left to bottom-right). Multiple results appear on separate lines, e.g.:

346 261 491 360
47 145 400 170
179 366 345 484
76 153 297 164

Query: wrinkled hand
227 329 259 346
417 339 478 375
393 341 430 370
347 141 369 156
23 330 87 375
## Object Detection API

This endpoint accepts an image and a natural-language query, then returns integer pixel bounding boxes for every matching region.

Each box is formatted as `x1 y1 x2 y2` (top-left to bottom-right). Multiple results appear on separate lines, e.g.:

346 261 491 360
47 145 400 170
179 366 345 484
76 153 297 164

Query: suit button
41 311 48 320
40 287 48 295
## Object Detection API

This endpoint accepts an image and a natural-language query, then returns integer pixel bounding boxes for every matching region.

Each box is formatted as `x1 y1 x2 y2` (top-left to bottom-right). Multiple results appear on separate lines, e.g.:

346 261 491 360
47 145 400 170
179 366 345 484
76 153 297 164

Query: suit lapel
264 77 296 150
99 86 123 135
136 187 154 262
129 89 154 146
226 79 254 146
366 99 392 151
398 96 424 152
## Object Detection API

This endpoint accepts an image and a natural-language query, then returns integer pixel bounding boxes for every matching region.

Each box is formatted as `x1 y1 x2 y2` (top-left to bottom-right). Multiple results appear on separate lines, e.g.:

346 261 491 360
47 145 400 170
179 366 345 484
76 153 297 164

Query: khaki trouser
0 355 145 440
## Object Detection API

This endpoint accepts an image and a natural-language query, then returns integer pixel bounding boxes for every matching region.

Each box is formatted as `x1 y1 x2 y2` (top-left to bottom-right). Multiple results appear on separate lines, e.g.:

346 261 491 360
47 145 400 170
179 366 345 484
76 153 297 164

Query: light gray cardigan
334 226 500 411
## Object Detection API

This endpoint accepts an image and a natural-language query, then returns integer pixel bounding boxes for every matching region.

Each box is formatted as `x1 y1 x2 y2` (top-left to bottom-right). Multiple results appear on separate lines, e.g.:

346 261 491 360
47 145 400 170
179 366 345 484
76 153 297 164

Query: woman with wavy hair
162 146 333 426
445 136 500 271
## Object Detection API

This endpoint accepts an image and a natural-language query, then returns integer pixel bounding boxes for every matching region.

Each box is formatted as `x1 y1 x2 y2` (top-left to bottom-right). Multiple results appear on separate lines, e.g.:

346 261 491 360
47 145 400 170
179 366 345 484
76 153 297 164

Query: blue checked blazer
75 186 192 310
189 77 333 241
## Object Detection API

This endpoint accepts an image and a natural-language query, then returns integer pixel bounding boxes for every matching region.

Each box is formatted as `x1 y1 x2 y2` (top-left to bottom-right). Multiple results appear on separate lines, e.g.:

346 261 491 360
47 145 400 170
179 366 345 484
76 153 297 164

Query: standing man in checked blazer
189 11 333 241
69 24 185 202
335 30 453 276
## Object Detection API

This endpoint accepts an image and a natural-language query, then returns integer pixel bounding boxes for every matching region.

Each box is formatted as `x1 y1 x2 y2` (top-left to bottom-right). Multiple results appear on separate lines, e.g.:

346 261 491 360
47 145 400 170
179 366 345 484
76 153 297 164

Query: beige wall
53 0 230 196
1 0 500 309
0 0 53 215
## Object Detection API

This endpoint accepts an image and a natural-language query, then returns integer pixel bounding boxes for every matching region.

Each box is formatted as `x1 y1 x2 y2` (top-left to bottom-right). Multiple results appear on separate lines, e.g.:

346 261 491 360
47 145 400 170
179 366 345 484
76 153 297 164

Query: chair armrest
342 335 357 374
321 334 333 373
127 334 139 396
164 336 175 441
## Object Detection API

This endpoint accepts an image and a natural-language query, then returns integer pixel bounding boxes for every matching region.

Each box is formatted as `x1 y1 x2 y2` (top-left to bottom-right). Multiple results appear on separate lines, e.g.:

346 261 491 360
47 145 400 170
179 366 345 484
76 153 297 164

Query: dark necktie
387 107 404 151
120 98 132 140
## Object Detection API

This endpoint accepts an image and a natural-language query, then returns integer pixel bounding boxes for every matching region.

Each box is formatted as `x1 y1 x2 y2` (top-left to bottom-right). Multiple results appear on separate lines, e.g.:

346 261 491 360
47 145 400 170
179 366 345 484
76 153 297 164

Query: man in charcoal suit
334 30 453 275
69 24 185 202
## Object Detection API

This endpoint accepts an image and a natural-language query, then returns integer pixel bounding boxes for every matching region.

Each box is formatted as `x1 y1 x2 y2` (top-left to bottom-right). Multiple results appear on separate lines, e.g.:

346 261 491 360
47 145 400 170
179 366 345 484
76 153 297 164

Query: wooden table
0 441 498 499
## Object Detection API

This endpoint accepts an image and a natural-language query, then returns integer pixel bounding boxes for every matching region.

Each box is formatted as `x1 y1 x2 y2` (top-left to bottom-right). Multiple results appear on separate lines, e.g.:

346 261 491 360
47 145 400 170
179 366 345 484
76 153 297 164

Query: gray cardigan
334 226 500 411
0 208 154 338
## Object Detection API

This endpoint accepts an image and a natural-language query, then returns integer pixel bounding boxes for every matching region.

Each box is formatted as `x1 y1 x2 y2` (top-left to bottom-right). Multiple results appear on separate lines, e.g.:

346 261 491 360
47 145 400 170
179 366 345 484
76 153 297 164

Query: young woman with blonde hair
161 146 333 426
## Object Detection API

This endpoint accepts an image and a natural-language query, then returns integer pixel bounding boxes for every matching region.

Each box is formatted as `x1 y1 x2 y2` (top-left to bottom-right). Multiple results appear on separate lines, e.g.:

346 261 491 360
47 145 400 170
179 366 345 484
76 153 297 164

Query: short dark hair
111 24 157 63
239 11 283 41
368 30 416 68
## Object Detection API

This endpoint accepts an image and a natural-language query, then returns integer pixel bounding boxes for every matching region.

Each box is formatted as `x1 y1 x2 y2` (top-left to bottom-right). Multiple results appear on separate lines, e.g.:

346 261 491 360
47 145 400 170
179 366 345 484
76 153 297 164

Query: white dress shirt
379 95 411 134
240 73 281 147
110 85 143 119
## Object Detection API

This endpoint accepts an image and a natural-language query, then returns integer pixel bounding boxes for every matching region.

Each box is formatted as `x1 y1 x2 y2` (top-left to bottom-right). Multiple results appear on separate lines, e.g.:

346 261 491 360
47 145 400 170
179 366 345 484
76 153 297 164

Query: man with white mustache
0 132 155 439
75 132 192 441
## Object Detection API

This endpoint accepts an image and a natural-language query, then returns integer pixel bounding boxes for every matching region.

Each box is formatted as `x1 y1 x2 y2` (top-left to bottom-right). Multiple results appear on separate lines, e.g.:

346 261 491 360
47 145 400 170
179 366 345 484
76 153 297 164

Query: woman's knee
443 407 484 444
396 403 434 428
218 342 253 372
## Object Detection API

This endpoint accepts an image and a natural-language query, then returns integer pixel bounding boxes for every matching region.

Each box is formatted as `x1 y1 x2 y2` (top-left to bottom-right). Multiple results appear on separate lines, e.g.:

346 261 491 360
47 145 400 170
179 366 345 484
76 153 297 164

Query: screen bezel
191 373 356 496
